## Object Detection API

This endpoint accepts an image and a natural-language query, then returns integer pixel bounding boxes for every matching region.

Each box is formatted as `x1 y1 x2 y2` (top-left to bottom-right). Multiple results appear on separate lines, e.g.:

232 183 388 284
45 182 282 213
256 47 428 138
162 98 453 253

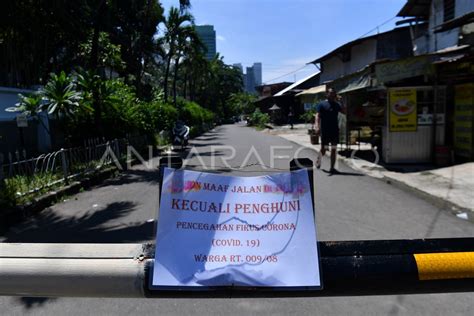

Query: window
443 0 455 22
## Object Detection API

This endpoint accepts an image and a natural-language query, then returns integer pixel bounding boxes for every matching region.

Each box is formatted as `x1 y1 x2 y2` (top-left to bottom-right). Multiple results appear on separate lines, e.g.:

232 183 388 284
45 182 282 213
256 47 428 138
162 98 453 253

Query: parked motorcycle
172 121 190 151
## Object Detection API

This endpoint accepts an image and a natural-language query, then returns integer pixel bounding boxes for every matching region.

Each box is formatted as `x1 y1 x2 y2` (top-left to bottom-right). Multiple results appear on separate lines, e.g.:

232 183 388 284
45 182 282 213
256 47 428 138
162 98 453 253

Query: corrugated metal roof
397 0 430 17
296 84 326 97
308 26 411 64
273 72 320 96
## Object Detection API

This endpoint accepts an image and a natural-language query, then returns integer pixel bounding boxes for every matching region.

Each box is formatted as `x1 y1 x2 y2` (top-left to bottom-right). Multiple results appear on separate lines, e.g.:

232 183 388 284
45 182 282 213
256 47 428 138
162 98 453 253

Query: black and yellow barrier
144 238 474 297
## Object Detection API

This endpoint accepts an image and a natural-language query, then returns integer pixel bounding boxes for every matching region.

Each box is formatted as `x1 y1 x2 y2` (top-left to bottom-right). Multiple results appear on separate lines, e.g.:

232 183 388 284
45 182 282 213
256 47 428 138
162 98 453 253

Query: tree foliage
2 0 247 145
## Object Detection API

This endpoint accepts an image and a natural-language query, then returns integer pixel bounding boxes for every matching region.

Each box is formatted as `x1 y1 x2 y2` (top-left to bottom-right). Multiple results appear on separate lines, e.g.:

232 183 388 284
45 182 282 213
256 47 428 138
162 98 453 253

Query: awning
338 74 371 94
296 84 326 97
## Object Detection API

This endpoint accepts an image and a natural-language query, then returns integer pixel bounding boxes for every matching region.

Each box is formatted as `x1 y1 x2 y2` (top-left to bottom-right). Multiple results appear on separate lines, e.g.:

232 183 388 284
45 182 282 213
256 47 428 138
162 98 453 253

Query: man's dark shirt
317 100 342 137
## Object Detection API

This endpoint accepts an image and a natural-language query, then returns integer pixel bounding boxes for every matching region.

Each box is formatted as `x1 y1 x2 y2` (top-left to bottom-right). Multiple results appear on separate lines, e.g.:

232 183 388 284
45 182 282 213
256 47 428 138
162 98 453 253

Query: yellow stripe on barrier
414 252 474 280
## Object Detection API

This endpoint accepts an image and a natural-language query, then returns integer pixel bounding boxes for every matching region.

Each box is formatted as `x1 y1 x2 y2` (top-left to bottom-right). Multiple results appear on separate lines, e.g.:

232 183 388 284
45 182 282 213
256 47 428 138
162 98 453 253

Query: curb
0 167 119 233
380 175 473 222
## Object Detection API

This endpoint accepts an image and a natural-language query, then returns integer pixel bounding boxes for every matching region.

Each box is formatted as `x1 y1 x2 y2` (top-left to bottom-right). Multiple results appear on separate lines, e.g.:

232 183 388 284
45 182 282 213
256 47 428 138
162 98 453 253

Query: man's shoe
316 155 321 169
329 168 338 174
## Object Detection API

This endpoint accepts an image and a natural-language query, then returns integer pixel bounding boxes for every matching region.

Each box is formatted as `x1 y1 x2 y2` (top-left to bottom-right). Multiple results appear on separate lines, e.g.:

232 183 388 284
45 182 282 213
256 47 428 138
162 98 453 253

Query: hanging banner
454 83 474 158
389 89 417 132
151 167 321 288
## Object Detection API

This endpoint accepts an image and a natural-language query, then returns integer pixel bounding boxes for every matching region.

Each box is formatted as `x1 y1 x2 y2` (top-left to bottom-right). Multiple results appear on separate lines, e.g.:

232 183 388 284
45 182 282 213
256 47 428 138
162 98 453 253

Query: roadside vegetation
0 1 257 209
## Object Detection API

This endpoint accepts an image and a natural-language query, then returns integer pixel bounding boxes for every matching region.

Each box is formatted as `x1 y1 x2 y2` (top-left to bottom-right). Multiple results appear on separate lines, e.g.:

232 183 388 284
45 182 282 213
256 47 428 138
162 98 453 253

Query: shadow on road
98 168 161 187
321 169 364 177
16 297 57 310
4 201 153 243
4 201 154 310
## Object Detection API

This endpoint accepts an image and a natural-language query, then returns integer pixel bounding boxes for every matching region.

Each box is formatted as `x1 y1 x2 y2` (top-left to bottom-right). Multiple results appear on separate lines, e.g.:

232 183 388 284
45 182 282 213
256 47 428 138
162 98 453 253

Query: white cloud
216 35 226 42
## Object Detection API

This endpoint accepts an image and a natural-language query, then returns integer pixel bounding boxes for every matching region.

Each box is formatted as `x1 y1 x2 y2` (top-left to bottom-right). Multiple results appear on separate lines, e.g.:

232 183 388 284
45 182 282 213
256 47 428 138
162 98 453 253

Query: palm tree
161 7 194 102
6 93 51 135
42 71 83 129
179 0 191 12
172 26 204 106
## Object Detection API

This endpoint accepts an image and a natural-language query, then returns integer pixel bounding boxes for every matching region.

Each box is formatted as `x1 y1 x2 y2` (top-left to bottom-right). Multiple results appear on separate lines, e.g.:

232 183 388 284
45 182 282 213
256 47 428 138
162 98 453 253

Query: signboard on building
151 167 321 288
454 83 474 158
376 56 434 84
389 89 417 132
16 114 28 128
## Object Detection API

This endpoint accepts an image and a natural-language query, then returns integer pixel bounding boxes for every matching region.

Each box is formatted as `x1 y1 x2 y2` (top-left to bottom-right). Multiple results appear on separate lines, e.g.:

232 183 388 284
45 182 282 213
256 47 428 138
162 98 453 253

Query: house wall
348 39 377 74
320 28 412 83
0 87 34 121
455 0 474 16
320 56 343 83
321 39 377 82
376 27 413 59
0 120 39 155
428 0 474 52
0 86 51 154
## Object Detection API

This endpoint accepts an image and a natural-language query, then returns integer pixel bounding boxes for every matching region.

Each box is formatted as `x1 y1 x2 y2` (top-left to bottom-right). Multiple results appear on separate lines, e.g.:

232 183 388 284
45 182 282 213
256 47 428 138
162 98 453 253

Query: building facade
253 62 262 87
234 62 263 94
195 25 216 61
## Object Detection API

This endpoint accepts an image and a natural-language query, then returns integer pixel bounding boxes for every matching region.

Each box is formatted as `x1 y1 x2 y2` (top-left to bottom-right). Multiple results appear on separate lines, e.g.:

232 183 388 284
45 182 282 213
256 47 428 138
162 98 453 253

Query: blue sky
160 0 408 83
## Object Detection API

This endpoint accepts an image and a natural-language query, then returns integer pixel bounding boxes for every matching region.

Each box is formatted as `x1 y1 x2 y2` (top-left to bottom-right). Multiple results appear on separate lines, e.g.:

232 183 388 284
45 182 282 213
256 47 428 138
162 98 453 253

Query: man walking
316 88 344 173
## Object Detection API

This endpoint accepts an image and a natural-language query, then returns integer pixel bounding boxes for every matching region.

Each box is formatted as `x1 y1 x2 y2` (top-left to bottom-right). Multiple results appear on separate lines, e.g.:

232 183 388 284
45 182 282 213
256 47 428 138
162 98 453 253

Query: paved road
1 124 473 315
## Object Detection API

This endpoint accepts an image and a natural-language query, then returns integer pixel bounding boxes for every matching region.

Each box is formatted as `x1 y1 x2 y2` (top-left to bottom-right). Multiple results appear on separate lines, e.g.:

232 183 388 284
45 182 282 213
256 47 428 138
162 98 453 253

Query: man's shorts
321 132 339 146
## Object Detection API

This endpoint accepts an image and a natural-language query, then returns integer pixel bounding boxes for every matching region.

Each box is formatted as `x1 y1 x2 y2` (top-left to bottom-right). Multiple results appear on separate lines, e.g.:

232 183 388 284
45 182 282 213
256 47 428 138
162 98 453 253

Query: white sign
151 167 321 288
16 114 28 127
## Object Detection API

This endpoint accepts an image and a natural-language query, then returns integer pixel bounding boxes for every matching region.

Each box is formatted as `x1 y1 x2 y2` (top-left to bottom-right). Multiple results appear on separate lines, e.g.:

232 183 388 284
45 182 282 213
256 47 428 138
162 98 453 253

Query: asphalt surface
1 124 473 315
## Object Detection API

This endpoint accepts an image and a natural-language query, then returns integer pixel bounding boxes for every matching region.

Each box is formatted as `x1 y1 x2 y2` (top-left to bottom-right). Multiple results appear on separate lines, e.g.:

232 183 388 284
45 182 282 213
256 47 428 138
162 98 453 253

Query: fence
0 135 148 198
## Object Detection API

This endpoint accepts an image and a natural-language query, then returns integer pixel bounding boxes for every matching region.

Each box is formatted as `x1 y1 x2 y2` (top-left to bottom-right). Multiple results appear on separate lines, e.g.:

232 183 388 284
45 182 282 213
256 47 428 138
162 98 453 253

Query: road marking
414 252 474 280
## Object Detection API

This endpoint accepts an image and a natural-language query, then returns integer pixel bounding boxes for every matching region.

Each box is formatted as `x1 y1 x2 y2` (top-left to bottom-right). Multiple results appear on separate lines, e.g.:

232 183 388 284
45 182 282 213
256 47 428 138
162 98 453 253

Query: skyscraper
195 25 216 61
233 63 245 91
232 63 243 73
252 62 262 87
246 66 255 94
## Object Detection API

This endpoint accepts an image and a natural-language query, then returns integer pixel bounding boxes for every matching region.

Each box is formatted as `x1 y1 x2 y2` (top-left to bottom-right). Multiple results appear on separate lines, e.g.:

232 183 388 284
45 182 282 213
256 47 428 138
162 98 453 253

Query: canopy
338 74 371 94
295 84 326 97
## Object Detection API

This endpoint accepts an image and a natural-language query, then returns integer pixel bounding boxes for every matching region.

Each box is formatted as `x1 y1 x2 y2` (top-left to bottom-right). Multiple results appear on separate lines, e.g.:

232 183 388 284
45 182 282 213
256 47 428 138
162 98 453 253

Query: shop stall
382 86 446 163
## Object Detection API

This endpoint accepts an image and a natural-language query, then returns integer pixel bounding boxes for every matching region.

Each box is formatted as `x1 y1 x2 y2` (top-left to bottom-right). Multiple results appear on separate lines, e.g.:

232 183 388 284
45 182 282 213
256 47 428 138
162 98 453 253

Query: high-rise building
232 63 245 90
195 25 216 61
235 62 262 93
246 66 255 94
232 63 243 73
252 62 262 87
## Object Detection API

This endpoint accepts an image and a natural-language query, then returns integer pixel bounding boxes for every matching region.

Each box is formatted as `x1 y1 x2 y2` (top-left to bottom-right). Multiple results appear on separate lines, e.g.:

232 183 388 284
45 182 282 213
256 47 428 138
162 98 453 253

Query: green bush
300 109 317 123
125 101 178 136
177 98 215 136
0 172 62 207
249 109 270 129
